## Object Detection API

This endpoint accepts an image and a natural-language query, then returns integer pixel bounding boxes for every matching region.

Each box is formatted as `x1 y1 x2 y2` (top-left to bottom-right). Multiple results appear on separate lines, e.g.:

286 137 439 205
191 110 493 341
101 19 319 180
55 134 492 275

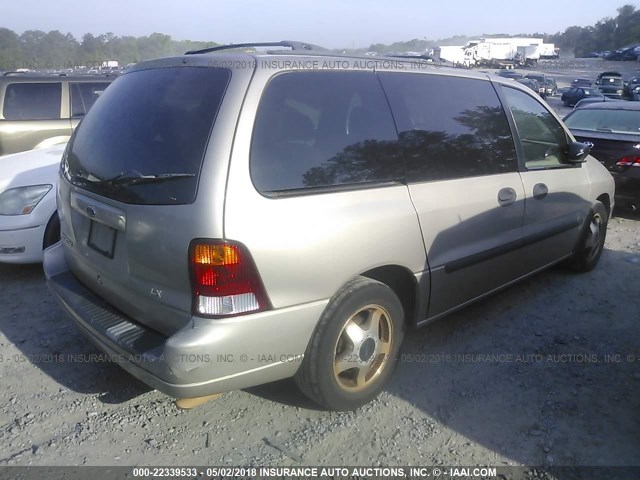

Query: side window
378 73 518 183
501 86 569 169
70 82 110 117
2 83 62 120
250 71 401 193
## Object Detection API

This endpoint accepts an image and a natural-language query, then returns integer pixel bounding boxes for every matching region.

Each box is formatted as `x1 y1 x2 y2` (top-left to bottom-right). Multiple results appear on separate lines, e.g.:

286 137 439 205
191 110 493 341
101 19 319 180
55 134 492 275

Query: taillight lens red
616 156 640 167
189 240 270 317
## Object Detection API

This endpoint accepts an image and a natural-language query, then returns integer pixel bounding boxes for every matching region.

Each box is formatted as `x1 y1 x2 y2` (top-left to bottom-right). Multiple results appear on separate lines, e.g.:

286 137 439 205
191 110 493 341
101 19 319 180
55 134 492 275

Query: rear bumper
44 241 327 398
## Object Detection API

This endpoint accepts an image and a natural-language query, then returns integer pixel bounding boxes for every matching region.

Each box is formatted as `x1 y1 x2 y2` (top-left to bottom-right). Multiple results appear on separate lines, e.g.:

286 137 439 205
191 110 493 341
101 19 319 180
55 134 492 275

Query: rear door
499 85 592 272
0 81 71 155
379 72 525 320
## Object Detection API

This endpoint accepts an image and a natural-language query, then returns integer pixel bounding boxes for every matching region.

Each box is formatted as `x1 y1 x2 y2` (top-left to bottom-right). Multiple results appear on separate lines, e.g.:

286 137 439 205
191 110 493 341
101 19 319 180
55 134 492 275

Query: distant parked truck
101 60 119 68
540 43 559 59
463 38 541 69
433 45 468 66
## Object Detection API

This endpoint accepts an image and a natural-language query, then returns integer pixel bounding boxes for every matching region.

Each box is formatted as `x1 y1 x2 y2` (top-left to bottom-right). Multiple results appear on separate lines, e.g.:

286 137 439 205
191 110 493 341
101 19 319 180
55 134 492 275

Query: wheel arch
596 193 611 217
42 211 60 250
359 265 421 326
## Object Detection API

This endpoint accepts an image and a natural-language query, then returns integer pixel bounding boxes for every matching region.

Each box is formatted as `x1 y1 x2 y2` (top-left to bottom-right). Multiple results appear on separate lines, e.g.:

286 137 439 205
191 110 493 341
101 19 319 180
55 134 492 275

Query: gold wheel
332 304 393 392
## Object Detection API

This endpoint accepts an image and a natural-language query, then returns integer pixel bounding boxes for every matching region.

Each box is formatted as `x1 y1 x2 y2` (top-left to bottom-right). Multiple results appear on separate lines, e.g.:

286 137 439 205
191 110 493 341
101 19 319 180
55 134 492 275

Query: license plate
88 220 117 258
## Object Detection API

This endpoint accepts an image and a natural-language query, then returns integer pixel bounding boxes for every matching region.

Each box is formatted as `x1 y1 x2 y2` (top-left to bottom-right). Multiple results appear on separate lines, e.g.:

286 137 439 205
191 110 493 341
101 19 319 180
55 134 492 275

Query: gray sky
3 0 636 48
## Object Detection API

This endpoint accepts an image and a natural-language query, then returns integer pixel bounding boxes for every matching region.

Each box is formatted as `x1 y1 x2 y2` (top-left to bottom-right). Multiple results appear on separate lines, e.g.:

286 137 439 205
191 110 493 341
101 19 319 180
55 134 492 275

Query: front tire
566 201 608 272
295 277 405 411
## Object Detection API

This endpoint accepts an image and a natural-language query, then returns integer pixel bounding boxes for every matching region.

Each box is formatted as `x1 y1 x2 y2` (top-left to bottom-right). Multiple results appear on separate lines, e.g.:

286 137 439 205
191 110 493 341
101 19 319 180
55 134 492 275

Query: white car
0 144 66 263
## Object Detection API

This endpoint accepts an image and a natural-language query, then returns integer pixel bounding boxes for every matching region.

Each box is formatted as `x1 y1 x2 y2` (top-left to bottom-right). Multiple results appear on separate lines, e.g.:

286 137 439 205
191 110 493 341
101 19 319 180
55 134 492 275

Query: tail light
616 156 640 167
189 240 271 317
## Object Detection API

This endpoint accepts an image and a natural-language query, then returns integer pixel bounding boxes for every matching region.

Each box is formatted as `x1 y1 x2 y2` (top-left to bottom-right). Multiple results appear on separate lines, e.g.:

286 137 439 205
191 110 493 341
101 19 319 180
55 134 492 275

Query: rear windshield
63 67 231 204
564 109 640 135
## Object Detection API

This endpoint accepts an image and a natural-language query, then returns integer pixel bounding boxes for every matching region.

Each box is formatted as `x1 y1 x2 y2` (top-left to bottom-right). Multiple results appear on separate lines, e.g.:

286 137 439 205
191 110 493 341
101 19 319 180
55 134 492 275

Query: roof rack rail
185 40 327 55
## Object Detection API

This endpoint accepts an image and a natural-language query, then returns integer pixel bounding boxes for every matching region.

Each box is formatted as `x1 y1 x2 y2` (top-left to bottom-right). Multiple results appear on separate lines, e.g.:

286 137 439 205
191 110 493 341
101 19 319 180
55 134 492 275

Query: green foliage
548 4 640 57
0 29 219 71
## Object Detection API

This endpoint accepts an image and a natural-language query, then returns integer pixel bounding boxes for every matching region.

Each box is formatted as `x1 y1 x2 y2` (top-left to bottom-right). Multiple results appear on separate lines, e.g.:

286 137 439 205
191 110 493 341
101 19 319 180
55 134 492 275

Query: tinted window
70 82 111 117
64 68 230 205
502 86 569 168
3 83 61 120
379 73 518 182
250 71 401 193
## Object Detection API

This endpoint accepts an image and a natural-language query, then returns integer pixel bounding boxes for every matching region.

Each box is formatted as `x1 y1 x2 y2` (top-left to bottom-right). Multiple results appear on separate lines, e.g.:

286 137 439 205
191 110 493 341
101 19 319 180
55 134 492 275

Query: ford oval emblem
86 205 97 217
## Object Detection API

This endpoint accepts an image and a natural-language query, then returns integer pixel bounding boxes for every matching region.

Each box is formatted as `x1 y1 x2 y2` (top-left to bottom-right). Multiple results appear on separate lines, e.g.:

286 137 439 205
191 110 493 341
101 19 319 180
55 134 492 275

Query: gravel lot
1 58 639 471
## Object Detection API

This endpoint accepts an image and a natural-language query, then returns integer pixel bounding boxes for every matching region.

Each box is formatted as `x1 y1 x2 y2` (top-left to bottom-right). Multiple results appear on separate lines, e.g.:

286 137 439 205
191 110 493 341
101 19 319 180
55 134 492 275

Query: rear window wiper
98 171 196 186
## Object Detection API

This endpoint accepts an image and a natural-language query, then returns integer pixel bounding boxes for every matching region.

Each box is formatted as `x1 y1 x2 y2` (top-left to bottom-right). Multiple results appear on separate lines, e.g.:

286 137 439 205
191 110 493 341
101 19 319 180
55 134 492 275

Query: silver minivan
45 42 614 411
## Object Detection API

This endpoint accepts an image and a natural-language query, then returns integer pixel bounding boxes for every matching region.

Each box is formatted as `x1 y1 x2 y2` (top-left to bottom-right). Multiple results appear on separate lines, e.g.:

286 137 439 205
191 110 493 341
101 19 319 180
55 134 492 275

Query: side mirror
567 141 592 163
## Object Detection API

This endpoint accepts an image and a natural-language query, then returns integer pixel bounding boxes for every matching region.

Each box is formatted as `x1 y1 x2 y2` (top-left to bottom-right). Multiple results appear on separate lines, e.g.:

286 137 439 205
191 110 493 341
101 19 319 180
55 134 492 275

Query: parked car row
587 45 640 61
494 70 555 98
603 45 640 61
566 72 640 104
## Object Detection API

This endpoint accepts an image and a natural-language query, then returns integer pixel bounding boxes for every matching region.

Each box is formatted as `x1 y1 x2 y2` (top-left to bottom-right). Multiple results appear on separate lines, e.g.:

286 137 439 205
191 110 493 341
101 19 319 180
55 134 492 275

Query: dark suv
595 72 624 99
0 73 114 156
524 73 548 98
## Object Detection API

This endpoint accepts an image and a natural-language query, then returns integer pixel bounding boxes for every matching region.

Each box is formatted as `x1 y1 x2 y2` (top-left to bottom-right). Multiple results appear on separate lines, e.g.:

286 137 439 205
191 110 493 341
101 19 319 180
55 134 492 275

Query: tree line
548 4 640 57
0 30 218 71
0 4 638 70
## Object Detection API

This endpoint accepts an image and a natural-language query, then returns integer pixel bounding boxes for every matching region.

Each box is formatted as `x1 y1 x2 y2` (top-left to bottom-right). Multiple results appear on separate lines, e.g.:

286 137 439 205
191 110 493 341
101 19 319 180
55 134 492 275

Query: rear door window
378 73 518 182
250 71 401 193
70 82 111 117
64 67 230 205
3 82 62 120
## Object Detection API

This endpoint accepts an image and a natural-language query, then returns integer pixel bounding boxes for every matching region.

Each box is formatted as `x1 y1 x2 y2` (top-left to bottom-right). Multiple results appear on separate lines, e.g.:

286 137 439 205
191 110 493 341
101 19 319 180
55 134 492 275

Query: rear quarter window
250 71 402 194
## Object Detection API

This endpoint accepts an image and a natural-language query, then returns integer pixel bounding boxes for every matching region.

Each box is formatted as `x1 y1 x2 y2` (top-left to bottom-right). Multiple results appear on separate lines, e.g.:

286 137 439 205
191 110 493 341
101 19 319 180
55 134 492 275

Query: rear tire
295 276 405 411
566 201 608 272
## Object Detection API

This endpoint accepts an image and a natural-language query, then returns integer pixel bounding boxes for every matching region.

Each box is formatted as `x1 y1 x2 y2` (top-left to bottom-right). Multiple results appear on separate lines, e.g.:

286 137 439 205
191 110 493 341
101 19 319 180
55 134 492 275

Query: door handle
497 187 517 206
533 183 549 200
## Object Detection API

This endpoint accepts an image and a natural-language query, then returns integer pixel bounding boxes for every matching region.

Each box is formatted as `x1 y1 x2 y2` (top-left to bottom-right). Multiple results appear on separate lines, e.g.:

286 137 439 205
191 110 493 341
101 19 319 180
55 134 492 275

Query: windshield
600 77 623 86
564 109 640 135
63 67 231 205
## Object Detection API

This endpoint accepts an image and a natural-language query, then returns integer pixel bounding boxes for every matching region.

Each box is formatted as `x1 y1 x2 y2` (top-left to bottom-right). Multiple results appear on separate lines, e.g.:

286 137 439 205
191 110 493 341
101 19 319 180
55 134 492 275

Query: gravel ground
0 58 639 470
